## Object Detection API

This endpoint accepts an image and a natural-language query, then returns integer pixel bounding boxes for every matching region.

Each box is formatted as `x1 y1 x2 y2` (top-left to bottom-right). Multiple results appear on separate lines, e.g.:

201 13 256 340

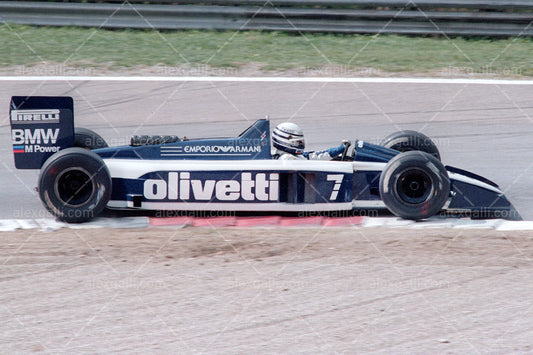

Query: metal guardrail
1 1 533 36
10 0 533 8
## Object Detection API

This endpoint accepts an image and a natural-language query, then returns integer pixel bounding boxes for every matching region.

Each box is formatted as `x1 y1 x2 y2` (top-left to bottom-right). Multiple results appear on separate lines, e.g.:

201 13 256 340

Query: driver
272 122 348 160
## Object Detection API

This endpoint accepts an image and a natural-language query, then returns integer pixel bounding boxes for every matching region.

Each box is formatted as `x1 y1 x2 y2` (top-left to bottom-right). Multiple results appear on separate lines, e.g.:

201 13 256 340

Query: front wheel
38 147 112 223
380 130 440 160
379 151 450 220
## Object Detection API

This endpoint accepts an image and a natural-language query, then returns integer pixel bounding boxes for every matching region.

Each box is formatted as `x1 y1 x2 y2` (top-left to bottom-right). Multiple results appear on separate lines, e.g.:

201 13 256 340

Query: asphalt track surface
0 79 532 220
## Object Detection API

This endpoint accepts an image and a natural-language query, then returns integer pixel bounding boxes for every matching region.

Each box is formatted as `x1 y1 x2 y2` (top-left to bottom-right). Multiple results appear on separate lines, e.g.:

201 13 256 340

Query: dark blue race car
9 96 520 222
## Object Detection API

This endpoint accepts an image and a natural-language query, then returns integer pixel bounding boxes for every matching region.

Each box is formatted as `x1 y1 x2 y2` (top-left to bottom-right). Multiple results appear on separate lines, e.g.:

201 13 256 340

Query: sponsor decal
11 128 61 154
143 172 279 202
11 109 60 124
13 145 25 154
161 144 262 156
185 145 261 153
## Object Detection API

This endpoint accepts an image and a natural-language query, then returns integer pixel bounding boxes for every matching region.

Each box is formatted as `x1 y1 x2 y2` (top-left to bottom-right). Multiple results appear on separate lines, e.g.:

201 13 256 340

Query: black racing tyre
38 147 112 223
74 127 108 150
380 130 440 160
379 151 450 220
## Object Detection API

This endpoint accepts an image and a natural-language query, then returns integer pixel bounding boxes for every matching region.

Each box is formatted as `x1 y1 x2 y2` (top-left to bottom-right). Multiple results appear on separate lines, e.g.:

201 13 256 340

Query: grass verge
1 24 532 76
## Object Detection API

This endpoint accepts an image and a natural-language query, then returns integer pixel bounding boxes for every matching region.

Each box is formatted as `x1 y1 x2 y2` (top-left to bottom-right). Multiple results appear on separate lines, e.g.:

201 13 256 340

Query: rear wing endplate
10 96 74 169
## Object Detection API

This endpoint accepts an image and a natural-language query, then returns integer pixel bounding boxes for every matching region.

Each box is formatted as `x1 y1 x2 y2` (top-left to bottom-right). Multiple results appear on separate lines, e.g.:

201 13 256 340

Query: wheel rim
55 168 95 207
395 168 433 205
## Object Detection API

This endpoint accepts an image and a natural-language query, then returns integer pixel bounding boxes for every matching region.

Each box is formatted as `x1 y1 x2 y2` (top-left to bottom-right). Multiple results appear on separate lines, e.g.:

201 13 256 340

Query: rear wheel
381 130 440 160
379 151 449 220
74 127 108 150
38 147 111 223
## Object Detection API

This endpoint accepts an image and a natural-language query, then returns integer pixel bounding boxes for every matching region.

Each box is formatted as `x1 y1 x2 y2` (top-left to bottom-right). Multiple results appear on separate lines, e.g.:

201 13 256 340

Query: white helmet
272 122 305 155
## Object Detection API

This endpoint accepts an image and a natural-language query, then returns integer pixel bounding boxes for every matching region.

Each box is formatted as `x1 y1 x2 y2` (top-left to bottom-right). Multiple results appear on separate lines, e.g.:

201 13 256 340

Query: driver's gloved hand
327 142 348 157
341 139 350 146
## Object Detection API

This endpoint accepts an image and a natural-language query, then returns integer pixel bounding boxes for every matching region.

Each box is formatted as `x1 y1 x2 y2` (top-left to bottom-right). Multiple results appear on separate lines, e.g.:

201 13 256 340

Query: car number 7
327 174 344 200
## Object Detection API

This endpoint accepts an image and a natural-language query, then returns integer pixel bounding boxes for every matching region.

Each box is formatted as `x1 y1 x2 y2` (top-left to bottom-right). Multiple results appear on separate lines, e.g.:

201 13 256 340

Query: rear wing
10 96 74 169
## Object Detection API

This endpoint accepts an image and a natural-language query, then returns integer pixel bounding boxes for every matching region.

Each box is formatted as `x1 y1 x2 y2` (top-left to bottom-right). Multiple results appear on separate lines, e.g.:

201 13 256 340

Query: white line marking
1 76 533 85
0 217 531 230
496 221 533 231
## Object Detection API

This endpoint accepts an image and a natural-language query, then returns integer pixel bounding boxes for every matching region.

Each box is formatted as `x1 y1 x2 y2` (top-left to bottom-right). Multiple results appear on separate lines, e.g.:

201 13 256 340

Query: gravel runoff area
1 227 532 353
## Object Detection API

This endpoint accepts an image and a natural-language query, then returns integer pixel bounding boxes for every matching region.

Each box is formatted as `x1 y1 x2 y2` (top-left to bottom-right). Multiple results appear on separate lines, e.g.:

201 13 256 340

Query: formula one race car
10 96 520 222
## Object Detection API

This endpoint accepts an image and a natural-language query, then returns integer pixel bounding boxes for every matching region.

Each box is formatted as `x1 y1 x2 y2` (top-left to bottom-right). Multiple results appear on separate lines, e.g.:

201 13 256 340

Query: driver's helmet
272 122 305 155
